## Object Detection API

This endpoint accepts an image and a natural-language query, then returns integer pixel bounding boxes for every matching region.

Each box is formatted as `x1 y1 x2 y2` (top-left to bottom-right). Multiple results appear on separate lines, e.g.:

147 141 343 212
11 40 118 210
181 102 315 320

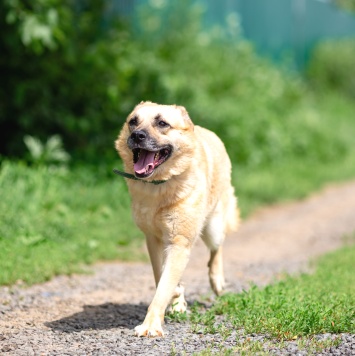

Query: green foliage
4 0 71 53
1 141 355 285
132 0 344 168
24 135 70 166
334 0 355 12
1 0 355 287
0 160 144 285
307 38 355 99
166 310 188 323
1 0 137 160
1 0 354 169
237 146 355 217
191 242 355 340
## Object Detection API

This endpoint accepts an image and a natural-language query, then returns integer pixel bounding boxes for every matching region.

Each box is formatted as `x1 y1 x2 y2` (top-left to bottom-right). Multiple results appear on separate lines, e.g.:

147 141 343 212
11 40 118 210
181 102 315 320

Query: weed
297 335 342 353
190 243 355 340
216 323 232 341
166 310 188 323
170 342 178 356
235 339 266 354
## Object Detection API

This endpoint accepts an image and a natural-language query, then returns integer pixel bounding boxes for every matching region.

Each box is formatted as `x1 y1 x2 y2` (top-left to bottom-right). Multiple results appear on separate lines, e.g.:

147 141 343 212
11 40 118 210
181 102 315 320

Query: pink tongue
134 150 156 174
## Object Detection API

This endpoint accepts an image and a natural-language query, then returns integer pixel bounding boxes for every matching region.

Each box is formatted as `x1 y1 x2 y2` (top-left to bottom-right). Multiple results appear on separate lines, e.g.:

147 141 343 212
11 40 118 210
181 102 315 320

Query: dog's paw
168 297 187 313
209 274 225 296
167 284 187 313
134 322 164 338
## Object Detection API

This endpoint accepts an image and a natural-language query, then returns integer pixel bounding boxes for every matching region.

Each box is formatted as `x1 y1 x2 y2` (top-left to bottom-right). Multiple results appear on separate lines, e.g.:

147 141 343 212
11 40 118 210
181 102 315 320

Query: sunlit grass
1 141 355 286
190 240 355 340
0 161 145 285
237 148 355 217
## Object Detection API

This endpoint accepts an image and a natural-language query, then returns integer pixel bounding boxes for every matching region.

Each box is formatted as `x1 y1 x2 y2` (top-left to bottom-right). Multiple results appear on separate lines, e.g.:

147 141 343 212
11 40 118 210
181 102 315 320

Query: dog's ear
136 100 153 108
175 105 194 129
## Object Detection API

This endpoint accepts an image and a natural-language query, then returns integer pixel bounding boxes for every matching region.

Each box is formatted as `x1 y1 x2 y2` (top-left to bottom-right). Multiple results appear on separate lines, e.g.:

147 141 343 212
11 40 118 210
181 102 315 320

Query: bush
131 1 349 167
0 0 140 161
0 0 353 168
307 38 355 99
334 0 355 13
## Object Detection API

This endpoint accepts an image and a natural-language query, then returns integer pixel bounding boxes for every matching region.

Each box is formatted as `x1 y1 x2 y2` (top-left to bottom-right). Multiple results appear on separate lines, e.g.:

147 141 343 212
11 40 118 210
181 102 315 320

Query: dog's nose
130 130 147 143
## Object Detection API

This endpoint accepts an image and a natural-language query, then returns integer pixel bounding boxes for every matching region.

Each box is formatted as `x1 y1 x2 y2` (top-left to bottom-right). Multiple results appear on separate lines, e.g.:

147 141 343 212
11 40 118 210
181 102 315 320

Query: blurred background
1 0 355 285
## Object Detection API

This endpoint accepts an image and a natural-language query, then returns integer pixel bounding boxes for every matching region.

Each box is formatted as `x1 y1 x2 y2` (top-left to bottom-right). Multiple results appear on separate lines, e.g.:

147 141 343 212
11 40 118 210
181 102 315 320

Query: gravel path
1 181 355 355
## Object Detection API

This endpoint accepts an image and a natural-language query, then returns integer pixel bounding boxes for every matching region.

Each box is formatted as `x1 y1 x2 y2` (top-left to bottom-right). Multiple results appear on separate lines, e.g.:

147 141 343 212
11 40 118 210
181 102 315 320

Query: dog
115 101 239 337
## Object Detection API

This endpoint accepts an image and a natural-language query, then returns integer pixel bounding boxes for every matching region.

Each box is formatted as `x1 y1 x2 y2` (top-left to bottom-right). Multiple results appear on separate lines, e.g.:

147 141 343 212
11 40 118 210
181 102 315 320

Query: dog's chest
131 199 163 237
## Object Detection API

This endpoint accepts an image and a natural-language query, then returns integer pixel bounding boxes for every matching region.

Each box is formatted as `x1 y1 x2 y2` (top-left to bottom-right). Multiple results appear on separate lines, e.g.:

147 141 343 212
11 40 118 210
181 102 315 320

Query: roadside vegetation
0 161 145 285
170 238 355 354
192 241 355 338
2 147 355 285
1 0 355 285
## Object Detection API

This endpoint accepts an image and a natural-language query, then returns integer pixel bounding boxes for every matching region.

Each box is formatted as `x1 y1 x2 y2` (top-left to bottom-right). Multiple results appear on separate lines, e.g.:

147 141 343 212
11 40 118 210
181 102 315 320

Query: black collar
113 169 167 185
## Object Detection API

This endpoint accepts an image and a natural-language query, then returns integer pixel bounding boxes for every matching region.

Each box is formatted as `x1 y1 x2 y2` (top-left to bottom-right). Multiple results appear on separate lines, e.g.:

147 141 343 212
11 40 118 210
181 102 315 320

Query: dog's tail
225 187 240 235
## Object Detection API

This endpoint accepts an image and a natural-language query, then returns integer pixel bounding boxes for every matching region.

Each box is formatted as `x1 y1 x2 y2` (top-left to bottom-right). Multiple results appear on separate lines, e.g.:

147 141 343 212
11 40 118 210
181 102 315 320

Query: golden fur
115 101 239 337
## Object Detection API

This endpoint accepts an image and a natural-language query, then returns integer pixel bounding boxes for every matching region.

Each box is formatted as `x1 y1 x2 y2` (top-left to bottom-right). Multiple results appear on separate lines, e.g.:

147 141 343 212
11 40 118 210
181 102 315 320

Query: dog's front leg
134 235 191 337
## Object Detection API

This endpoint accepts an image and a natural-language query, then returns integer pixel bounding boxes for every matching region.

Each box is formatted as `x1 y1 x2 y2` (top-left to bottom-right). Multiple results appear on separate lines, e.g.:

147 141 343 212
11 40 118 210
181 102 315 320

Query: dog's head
115 102 195 181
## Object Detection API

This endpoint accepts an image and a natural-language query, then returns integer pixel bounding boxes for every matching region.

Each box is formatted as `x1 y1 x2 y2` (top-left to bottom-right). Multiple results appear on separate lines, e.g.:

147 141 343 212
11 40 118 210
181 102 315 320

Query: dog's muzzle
126 131 172 178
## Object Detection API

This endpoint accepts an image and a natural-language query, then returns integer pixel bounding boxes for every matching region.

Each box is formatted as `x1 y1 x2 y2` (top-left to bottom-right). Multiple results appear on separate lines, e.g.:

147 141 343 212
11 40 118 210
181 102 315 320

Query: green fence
112 0 355 69
218 0 355 68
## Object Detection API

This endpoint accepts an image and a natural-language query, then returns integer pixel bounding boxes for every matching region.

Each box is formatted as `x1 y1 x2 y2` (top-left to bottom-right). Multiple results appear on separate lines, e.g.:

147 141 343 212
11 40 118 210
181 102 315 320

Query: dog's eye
158 120 169 128
129 117 138 126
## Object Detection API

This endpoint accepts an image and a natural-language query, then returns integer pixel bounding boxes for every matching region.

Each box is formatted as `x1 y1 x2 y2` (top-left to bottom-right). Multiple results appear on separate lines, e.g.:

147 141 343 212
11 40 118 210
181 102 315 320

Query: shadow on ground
45 303 148 332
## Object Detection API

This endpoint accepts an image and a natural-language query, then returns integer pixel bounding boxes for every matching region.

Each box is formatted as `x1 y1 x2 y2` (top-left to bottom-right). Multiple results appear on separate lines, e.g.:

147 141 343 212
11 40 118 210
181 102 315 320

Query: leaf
24 135 43 160
46 135 62 151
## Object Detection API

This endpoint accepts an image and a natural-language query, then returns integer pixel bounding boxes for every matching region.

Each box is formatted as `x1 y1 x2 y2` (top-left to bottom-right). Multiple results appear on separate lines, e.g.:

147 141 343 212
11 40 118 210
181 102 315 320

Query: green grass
185 239 354 354
234 90 355 216
0 160 145 285
1 138 355 285
1 0 355 287
190 240 355 341
1 50 355 285
190 336 342 355
237 148 355 217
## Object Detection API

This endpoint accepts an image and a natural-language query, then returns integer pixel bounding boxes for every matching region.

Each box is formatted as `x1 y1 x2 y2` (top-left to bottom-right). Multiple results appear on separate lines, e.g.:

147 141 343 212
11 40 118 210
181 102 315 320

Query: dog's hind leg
207 246 225 295
168 283 187 313
202 202 226 296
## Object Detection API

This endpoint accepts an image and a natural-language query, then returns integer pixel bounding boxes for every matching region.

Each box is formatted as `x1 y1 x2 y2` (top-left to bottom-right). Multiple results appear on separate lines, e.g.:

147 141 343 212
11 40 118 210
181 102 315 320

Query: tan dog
115 102 239 337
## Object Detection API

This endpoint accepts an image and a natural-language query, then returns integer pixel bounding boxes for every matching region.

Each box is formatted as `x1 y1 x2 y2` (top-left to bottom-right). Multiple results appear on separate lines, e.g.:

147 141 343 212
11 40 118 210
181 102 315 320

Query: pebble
1 314 354 355
1 180 355 355
1 287 354 355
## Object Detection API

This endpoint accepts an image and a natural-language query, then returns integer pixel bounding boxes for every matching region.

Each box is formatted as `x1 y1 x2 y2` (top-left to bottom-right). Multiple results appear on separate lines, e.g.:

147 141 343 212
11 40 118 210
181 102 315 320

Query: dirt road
1 181 355 355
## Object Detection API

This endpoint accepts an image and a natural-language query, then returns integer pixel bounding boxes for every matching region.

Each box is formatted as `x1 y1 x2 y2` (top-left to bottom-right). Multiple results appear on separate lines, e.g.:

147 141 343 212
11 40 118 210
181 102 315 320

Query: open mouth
132 146 172 178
